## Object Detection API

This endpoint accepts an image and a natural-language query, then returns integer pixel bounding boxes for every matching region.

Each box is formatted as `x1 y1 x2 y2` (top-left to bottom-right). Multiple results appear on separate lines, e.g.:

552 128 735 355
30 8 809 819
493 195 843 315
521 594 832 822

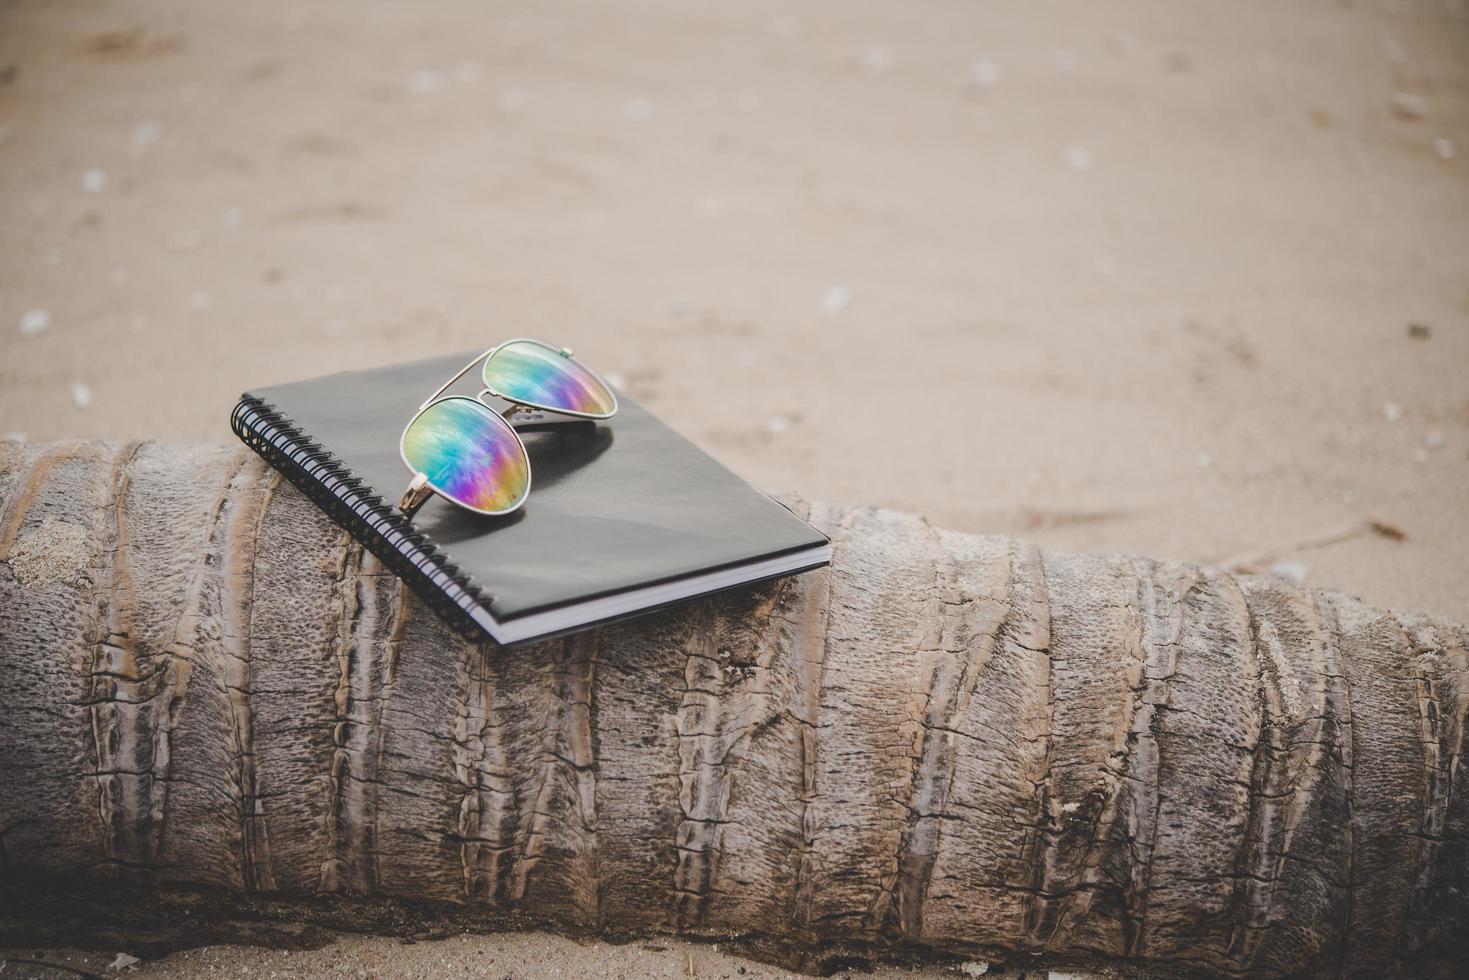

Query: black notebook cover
230 351 830 645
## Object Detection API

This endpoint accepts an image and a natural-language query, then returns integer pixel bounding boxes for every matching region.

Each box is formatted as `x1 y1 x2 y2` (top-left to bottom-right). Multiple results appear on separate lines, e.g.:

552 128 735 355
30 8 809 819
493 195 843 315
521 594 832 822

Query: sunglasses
397 339 618 517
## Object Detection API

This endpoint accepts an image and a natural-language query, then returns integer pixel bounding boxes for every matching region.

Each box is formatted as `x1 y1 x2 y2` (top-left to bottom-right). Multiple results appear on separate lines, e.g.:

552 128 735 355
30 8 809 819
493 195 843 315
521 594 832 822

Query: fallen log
0 440 1464 977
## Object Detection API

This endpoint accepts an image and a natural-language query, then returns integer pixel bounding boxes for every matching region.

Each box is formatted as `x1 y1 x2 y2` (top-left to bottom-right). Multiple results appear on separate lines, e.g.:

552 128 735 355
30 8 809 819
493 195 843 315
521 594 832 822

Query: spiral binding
230 394 490 640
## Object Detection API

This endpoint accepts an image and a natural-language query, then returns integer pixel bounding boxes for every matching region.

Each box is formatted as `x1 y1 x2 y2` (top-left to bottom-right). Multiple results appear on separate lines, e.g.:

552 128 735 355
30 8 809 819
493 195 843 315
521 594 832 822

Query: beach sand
1 0 1466 976
0 934 992 980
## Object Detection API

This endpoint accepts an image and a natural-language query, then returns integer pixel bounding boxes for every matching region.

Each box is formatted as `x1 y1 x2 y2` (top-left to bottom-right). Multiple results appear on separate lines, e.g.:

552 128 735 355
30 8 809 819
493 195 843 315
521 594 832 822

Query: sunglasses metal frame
398 339 619 518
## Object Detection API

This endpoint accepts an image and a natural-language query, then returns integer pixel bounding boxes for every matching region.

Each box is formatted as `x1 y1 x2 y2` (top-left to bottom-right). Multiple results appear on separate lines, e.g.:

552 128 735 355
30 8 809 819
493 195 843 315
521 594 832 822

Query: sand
1 0 1466 976
0 934 996 980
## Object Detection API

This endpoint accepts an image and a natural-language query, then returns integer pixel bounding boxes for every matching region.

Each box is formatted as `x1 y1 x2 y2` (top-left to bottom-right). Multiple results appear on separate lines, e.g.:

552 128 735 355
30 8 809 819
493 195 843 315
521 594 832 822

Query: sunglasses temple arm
417 346 500 410
483 394 594 429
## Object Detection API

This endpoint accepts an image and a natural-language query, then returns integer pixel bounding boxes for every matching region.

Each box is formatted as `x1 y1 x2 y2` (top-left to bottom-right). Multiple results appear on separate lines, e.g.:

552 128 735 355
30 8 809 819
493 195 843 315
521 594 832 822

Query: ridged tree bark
0 441 1464 977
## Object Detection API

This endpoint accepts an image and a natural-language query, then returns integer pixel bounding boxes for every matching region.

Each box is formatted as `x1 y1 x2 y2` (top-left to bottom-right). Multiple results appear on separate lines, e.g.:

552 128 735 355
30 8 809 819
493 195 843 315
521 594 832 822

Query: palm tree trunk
0 440 1464 977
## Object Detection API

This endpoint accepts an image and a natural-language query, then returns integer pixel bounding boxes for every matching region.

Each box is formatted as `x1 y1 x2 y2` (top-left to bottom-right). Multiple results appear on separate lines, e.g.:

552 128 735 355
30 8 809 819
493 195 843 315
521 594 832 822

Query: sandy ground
1 0 1466 976
0 934 1005 980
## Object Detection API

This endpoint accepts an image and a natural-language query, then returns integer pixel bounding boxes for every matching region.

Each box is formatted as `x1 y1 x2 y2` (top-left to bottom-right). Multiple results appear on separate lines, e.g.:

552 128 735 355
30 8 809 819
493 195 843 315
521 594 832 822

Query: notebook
230 351 831 646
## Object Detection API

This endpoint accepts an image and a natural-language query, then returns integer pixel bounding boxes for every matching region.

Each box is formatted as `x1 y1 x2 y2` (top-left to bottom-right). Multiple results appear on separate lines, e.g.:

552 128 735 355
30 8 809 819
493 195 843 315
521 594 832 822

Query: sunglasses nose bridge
477 389 530 421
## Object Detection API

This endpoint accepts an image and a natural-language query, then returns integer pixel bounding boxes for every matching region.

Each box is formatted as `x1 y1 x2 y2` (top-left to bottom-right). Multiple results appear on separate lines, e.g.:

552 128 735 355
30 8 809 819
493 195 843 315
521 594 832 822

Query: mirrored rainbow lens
482 340 617 418
400 397 529 514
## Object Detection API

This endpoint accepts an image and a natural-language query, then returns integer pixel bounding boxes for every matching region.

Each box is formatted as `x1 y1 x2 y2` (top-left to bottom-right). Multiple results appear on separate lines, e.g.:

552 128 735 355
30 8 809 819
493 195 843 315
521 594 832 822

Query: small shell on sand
70 382 92 409
129 119 161 155
1270 561 1308 583
19 309 50 336
1390 93 1428 120
968 59 1002 89
820 284 850 315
